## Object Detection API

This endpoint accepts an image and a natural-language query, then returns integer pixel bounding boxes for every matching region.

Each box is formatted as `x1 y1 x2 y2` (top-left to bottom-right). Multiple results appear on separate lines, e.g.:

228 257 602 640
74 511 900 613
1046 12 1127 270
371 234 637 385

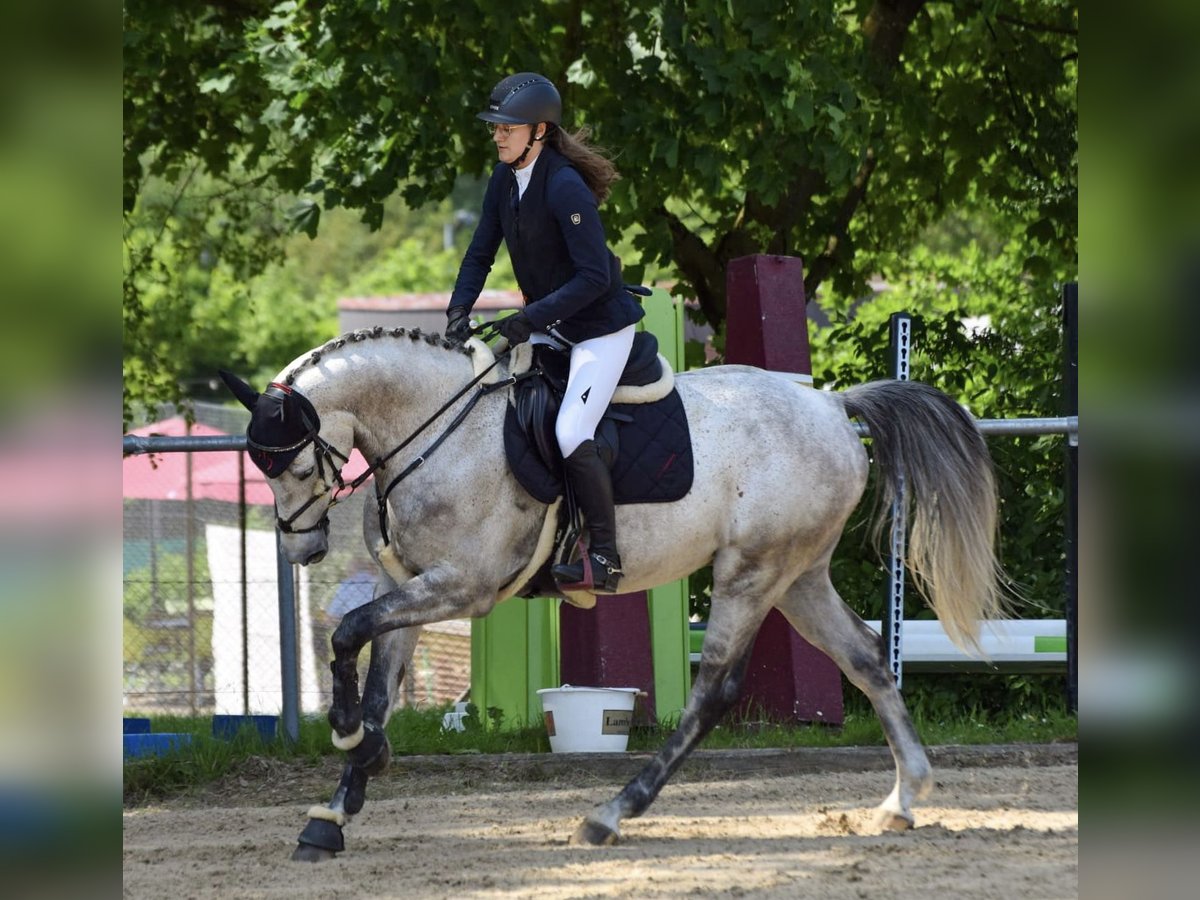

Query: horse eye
295 466 315 480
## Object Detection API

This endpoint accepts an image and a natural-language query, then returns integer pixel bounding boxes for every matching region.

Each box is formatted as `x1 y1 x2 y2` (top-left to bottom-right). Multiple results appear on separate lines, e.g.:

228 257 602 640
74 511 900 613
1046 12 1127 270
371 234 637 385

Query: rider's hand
445 306 472 344
497 311 534 346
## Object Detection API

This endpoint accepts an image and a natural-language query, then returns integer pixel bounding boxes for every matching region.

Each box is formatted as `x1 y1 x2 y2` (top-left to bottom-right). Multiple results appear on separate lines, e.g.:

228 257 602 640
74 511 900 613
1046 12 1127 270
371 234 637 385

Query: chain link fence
122 402 470 717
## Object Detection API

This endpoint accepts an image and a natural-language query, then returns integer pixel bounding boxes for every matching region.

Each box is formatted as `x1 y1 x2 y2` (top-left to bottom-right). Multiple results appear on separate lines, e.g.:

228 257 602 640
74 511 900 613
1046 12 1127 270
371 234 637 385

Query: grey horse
221 326 1005 860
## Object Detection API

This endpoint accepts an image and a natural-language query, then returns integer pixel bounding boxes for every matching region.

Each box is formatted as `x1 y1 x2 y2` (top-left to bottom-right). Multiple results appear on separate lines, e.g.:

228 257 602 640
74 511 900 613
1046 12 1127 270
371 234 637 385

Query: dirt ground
123 747 1077 899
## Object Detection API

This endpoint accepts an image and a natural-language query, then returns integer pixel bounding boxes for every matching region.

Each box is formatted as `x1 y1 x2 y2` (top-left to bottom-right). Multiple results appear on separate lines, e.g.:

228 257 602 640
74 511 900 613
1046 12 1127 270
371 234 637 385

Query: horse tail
841 380 1008 655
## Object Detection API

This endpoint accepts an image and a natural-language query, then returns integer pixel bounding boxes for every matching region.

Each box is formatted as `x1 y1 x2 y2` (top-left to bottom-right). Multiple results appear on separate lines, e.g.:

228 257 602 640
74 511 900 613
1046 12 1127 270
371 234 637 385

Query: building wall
338 290 524 336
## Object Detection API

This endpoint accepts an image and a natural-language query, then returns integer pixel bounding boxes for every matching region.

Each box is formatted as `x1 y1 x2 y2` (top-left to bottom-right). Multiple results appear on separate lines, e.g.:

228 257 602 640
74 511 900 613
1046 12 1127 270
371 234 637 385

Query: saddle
502 331 694 506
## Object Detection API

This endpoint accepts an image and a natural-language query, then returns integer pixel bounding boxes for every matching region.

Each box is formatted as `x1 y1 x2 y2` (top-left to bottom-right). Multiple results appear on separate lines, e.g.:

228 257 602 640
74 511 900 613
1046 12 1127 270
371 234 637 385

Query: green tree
123 169 502 420
124 1 1076 418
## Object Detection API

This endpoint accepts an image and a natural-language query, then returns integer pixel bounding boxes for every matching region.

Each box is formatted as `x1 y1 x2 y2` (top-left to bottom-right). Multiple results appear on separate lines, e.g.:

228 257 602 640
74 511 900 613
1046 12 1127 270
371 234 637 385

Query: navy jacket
449 146 644 343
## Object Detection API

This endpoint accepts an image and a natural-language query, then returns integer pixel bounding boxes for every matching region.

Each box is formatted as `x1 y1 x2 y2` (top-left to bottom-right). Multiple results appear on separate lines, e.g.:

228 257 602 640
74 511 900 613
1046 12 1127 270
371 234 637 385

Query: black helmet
477 73 561 126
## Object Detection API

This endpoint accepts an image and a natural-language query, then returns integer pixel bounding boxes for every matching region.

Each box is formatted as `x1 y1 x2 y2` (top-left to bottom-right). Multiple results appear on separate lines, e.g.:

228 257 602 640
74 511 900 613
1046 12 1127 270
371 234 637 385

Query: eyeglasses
484 122 527 137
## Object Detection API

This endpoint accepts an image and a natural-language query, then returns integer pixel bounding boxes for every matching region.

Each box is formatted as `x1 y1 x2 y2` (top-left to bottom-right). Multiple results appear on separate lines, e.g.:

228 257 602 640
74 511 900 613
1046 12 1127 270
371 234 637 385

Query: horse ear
218 369 260 412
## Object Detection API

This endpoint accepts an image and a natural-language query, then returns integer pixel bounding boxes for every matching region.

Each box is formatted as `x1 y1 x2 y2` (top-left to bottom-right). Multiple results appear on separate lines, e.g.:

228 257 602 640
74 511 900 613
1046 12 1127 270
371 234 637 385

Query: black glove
446 306 472 344
497 311 534 346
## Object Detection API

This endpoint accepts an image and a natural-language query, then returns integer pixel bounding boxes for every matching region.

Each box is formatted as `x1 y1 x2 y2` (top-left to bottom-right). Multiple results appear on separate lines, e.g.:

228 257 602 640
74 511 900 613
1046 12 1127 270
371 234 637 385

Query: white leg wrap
331 723 364 751
306 805 347 827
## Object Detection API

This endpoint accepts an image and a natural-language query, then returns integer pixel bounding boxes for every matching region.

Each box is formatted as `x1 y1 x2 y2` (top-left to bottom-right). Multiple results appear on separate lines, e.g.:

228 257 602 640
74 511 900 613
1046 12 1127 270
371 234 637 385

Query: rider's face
491 123 541 168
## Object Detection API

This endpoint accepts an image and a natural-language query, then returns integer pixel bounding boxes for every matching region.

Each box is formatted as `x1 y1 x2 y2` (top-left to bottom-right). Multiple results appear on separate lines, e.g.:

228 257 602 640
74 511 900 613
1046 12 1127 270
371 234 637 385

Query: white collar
513 154 538 199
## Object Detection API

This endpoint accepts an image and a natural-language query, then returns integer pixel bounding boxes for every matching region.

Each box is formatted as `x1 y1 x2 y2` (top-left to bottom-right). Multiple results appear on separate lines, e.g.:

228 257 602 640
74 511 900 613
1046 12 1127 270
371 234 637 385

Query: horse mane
281 326 475 386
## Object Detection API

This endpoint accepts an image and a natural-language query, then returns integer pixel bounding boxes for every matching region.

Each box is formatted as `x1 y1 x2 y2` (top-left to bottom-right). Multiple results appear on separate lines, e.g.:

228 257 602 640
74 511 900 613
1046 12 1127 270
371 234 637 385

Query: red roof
338 289 523 312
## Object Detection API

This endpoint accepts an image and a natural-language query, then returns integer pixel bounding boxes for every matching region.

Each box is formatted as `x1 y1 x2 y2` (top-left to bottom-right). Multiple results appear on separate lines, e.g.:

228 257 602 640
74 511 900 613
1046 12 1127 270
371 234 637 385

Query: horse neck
290 337 477 460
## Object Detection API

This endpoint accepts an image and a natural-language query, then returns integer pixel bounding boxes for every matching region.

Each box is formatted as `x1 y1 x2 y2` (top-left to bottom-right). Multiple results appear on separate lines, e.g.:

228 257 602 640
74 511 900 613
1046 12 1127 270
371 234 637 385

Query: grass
122 704 1076 804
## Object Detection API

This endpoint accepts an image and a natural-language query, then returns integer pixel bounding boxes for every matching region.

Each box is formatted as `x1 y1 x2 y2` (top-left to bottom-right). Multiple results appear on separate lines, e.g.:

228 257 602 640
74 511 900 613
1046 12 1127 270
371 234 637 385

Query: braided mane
281 326 475 386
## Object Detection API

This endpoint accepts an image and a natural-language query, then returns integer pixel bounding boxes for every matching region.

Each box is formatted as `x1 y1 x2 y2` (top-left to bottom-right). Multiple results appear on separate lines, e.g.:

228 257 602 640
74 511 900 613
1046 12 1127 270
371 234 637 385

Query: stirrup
552 550 623 594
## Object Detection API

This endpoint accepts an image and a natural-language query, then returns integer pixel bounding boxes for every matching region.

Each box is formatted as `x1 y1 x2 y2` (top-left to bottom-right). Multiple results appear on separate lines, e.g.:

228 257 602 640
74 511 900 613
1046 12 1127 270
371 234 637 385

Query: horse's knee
331 627 357 657
331 608 374 657
716 648 754 707
328 707 363 741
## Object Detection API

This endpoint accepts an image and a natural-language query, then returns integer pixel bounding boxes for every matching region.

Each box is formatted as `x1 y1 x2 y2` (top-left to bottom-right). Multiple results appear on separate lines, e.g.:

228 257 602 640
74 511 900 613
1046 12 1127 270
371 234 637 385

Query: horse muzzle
280 528 329 566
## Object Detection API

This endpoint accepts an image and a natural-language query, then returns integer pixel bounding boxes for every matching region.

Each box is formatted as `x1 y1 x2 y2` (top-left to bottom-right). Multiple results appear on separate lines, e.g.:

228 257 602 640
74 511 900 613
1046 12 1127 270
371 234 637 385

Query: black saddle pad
504 386 694 505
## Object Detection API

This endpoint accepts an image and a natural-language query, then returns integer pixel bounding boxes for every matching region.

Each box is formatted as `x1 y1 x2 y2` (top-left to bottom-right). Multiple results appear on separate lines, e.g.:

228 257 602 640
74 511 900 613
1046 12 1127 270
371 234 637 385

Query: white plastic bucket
536 685 640 753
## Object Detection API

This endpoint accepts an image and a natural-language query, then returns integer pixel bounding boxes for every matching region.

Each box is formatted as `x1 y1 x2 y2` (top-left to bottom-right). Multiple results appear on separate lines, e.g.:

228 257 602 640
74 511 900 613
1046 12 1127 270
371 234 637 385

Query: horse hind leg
293 624 420 861
776 570 932 831
572 553 783 846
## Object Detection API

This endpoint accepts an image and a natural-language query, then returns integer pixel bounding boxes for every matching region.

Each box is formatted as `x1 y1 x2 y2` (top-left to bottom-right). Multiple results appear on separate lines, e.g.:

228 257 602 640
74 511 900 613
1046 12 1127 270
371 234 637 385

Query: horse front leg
572 572 776 846
325 569 473 745
293 626 419 861
295 569 488 861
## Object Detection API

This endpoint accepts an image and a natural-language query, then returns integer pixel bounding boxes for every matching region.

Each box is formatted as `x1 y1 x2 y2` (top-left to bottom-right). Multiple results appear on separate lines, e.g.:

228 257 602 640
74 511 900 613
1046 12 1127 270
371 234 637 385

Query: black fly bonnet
218 370 351 533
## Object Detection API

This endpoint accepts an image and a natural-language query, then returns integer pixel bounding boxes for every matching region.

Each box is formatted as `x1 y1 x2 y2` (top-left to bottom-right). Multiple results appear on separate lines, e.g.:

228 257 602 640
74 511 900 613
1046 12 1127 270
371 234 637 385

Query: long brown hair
547 126 620 204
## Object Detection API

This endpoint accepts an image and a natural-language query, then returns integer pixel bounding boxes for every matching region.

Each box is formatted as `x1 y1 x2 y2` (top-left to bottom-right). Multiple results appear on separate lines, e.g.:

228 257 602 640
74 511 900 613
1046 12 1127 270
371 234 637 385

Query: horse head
218 369 355 566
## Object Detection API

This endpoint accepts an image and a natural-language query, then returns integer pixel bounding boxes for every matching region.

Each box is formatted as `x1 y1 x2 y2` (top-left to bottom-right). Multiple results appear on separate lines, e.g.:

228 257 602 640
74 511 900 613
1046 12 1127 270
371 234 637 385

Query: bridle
262 341 532 543
248 411 352 536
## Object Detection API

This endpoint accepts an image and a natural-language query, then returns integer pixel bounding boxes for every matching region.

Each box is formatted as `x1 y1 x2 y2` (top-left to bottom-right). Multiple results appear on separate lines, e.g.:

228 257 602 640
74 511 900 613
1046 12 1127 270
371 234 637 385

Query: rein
369 356 538 545
275 345 535 544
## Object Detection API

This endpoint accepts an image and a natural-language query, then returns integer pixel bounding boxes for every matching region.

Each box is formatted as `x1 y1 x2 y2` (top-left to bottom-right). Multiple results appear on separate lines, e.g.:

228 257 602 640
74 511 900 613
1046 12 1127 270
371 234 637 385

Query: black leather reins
275 344 543 546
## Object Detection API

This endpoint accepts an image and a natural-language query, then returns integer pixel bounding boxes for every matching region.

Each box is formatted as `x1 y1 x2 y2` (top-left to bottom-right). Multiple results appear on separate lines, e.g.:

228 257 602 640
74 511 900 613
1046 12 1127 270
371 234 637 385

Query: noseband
249 427 352 535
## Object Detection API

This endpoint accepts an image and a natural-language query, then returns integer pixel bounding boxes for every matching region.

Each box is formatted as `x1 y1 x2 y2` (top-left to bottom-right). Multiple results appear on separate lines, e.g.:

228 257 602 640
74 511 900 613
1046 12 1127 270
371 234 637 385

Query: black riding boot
552 440 623 593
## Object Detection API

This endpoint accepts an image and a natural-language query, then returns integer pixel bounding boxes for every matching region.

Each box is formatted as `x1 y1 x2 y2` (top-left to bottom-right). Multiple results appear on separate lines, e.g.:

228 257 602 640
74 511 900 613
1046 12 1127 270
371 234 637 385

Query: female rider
446 72 643 593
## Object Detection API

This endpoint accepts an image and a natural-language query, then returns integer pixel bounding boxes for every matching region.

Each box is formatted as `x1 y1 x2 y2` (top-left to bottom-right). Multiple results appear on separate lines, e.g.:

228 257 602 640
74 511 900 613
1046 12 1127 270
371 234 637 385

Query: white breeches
553 324 637 458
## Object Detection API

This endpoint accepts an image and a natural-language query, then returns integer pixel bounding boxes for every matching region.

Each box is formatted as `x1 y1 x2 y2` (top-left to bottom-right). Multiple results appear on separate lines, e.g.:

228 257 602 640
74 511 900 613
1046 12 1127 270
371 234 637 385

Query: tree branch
804 148 878 298
654 205 727 325
737 165 827 256
862 0 927 69
560 0 584 96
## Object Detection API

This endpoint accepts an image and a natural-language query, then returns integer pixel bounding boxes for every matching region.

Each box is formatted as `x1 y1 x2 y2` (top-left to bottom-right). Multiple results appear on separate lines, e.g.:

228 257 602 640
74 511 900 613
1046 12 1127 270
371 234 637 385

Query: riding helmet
477 73 561 125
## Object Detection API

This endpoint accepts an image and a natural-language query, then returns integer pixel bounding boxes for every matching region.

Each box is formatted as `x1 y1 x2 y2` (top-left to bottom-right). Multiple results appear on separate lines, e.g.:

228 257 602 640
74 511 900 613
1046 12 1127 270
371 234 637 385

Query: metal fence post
883 312 912 689
276 529 301 742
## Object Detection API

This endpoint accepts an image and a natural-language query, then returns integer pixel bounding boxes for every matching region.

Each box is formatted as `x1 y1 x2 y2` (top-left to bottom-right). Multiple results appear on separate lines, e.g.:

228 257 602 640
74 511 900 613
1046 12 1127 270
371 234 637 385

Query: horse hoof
876 810 915 832
291 842 338 863
570 818 619 846
296 816 345 855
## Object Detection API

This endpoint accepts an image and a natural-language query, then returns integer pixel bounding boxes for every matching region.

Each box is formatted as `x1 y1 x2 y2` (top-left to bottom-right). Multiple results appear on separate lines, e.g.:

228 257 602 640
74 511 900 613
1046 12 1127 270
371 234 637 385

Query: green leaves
124 0 1076 421
198 73 235 94
288 199 321 239
259 97 289 128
